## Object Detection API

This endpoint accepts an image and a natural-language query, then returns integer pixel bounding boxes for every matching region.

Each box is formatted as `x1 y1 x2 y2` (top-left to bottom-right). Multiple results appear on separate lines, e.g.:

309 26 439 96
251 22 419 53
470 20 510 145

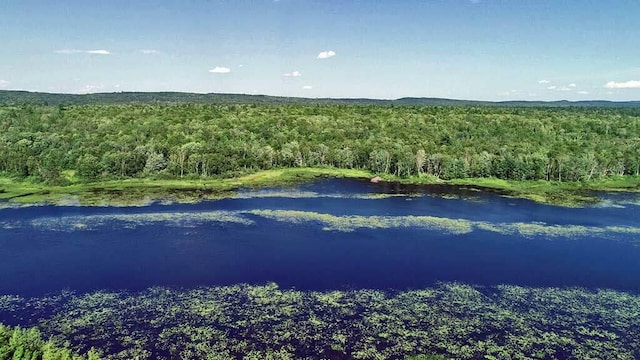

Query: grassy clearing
0 168 638 207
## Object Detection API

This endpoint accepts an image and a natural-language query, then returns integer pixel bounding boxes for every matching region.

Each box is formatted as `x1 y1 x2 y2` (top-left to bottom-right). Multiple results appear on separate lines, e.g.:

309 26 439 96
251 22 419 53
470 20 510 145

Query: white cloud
238 64 244 68
55 49 111 55
499 89 521 97
86 50 110 55
79 84 105 93
302 85 313 90
577 91 589 95
538 80 551 84
317 50 336 59
139 49 159 55
55 49 82 54
0 80 8 88
545 83 577 91
604 80 640 89
283 71 302 77
209 66 231 73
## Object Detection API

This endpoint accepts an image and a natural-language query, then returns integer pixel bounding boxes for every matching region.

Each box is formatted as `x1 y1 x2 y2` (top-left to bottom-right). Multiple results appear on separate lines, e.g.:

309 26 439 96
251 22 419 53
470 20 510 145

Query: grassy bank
0 168 639 206
449 175 640 205
0 168 371 206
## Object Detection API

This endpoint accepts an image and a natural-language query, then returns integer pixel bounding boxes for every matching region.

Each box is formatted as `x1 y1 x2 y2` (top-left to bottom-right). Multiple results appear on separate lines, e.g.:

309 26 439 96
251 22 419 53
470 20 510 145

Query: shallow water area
1 178 640 298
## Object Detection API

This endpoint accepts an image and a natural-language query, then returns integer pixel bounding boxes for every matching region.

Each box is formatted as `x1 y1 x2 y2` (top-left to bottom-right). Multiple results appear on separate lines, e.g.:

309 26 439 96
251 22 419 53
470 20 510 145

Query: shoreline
1 167 639 207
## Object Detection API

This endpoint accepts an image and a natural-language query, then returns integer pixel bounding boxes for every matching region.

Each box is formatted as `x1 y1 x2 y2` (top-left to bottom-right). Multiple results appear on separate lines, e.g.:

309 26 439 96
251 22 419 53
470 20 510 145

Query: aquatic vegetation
1 283 639 359
27 211 254 232
247 210 474 234
0 220 21 230
6 206 640 241
597 197 640 209
0 296 22 314
618 198 640 207
232 190 323 199
477 221 640 239
476 221 594 238
246 209 640 240
232 190 414 200
0 202 28 210
590 199 627 209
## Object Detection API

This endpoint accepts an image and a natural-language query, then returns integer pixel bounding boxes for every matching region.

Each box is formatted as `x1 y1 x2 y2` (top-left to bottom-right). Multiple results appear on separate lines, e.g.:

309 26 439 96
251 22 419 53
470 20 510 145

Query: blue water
1 179 639 297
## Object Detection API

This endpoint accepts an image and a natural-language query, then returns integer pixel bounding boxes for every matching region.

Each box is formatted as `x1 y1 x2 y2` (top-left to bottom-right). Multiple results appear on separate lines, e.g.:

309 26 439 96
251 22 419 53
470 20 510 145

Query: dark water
1 179 640 297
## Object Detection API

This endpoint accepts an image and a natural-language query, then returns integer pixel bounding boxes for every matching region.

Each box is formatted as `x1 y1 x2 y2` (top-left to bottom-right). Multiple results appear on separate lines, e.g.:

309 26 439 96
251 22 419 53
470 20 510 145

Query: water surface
1 179 639 297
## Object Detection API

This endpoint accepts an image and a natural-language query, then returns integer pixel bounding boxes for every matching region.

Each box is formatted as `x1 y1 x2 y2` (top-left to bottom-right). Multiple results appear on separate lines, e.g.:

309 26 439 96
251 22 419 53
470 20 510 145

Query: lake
2 178 640 297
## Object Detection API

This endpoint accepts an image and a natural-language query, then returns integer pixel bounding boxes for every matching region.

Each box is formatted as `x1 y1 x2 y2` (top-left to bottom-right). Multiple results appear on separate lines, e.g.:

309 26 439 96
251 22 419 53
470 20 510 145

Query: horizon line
0 89 638 104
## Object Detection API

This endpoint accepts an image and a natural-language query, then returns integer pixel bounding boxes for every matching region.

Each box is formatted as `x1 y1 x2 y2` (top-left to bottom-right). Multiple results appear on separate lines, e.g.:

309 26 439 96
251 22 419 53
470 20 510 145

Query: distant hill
1 90 639 107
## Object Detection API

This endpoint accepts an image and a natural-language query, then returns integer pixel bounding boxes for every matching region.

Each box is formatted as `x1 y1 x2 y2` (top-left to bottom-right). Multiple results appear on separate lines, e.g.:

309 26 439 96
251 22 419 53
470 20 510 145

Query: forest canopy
0 103 638 185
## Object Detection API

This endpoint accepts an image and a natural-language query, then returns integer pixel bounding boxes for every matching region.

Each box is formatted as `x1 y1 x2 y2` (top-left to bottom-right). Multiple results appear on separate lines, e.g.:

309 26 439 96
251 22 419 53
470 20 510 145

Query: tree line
0 103 638 184
5 90 640 107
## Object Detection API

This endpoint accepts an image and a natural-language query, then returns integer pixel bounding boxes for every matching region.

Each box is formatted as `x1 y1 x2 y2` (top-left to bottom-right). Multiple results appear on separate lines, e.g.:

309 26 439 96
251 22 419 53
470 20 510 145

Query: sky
1 0 640 101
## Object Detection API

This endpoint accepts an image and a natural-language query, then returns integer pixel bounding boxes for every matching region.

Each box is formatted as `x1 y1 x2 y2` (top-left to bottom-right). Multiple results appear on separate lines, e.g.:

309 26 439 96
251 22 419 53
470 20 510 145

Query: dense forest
0 102 639 185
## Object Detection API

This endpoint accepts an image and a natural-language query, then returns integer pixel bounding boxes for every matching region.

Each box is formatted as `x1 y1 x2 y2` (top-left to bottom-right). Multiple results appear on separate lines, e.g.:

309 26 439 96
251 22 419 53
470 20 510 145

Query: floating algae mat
1 178 640 358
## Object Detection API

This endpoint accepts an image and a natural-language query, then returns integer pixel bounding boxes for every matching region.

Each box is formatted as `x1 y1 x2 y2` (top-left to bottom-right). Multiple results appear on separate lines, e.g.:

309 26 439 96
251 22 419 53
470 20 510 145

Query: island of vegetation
0 91 639 206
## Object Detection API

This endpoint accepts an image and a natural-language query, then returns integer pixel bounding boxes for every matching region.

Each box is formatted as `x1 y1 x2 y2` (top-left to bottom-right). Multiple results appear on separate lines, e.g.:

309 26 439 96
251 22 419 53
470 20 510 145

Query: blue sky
1 0 639 101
